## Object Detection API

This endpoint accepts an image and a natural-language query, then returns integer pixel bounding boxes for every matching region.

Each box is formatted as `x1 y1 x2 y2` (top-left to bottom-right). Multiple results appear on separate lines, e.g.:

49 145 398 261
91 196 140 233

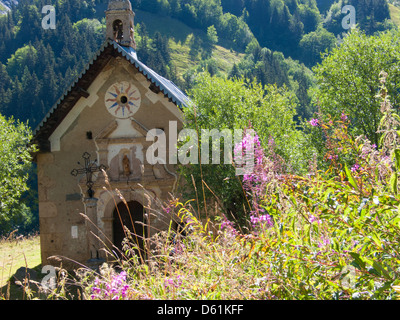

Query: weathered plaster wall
37 56 183 268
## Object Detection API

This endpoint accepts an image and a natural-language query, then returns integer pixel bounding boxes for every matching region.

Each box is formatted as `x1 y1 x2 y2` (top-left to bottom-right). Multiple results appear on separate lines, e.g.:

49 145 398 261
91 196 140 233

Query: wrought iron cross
71 152 107 198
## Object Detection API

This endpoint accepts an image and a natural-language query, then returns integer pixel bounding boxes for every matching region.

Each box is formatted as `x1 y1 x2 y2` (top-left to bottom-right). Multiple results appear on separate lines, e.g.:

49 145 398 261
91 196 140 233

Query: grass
168 35 244 79
212 45 244 73
389 3 400 27
0 233 41 299
134 9 202 45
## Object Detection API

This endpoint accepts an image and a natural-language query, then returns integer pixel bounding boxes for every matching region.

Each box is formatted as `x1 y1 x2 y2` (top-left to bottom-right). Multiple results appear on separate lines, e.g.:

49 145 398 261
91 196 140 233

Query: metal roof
111 40 191 109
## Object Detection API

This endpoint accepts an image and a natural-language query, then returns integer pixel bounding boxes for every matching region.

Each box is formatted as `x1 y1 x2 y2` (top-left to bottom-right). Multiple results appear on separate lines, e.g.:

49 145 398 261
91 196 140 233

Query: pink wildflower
250 213 273 228
220 217 238 235
90 271 131 300
309 214 321 225
318 236 331 248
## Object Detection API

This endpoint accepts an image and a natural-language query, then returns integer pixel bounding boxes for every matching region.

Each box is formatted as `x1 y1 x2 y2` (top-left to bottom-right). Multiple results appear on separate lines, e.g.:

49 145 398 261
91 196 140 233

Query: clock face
105 81 141 118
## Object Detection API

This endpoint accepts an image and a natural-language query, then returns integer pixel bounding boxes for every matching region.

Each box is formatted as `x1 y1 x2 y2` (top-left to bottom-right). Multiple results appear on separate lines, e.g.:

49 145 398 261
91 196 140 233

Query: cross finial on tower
105 0 136 49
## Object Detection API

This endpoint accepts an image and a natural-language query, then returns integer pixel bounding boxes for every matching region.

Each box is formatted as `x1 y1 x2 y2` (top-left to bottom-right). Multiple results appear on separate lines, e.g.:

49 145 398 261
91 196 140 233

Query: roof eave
32 39 191 151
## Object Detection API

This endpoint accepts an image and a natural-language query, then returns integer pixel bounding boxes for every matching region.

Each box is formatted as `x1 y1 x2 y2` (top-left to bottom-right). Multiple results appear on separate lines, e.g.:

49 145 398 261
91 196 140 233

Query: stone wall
37 56 183 269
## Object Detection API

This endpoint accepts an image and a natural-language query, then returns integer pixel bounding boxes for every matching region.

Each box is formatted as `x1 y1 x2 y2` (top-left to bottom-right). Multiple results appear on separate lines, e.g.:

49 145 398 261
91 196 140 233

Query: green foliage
233 42 317 120
206 25 218 46
179 73 313 222
312 28 400 146
131 0 396 66
238 0 321 58
4 0 400 300
0 0 395 132
73 18 104 37
324 0 393 36
0 113 36 235
77 117 400 299
299 26 336 67
74 75 400 300
6 44 37 78
134 0 254 50
0 0 104 127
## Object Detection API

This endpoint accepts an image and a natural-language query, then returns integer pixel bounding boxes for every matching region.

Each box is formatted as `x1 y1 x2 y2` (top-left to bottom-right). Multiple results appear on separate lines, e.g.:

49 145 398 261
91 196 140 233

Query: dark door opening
112 201 147 257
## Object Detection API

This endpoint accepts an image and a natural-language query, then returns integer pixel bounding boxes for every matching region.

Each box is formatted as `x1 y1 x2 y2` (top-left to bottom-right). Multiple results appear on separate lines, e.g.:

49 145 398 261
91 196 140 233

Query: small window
86 131 93 140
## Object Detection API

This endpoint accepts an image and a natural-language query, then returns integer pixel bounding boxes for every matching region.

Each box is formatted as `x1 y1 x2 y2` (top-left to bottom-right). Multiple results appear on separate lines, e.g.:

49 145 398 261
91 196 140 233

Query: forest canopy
0 0 398 235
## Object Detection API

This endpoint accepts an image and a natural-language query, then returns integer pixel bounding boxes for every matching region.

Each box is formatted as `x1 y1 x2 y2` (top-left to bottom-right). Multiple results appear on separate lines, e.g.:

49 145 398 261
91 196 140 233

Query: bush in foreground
76 72 400 300
20 72 400 300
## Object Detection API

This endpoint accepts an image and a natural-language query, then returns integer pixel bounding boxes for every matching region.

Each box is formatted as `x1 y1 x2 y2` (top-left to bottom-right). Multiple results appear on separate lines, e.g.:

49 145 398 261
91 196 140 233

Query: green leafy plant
0 114 36 235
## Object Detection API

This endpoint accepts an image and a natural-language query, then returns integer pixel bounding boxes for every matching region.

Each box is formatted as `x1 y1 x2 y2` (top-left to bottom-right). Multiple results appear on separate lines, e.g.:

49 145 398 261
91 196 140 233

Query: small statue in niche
122 155 131 176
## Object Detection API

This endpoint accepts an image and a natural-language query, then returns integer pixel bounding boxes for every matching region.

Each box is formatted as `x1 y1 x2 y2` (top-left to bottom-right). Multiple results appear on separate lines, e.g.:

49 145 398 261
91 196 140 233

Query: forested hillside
0 0 395 127
0 0 397 235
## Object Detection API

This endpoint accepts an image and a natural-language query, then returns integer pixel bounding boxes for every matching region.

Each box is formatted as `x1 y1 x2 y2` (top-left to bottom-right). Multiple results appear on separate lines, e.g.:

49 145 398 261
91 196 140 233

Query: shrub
178 73 314 225
0 114 36 235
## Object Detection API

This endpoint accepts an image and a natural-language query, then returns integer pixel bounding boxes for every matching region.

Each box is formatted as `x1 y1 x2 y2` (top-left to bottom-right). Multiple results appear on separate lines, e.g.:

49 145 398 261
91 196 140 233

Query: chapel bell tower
106 0 136 49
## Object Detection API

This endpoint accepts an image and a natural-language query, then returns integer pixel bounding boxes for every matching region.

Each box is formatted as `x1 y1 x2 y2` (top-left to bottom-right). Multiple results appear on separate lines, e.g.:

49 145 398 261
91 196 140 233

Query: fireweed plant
47 72 400 300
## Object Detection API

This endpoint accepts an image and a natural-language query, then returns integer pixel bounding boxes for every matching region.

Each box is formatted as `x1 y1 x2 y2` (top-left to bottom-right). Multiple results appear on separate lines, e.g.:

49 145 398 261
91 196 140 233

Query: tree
6 44 38 78
322 1 343 36
324 0 393 36
137 22 151 63
19 67 42 123
296 3 320 34
0 113 36 235
178 72 313 224
312 28 400 145
153 31 170 64
207 25 219 44
228 63 241 79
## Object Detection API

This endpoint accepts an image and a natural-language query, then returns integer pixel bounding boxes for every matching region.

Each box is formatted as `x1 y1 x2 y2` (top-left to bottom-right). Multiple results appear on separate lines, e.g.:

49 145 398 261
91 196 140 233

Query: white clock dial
105 81 141 118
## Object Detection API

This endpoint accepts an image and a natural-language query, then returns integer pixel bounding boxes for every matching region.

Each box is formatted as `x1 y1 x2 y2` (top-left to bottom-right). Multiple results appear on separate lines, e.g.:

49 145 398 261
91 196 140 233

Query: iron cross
71 152 108 198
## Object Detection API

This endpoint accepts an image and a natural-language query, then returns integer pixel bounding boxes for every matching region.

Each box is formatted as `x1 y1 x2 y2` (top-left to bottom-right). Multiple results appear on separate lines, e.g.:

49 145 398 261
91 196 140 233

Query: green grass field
0 234 41 299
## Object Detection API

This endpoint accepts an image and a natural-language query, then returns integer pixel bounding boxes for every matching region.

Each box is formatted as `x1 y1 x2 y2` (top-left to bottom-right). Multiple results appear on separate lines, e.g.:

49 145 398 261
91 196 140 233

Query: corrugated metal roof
33 39 190 138
111 40 191 109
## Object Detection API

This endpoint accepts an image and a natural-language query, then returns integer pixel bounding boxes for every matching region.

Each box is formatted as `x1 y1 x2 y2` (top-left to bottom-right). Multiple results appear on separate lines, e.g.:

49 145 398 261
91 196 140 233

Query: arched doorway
112 201 147 257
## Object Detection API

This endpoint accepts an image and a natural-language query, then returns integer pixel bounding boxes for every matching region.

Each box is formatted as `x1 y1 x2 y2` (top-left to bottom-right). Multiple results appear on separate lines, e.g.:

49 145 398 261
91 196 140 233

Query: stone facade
33 1 186 269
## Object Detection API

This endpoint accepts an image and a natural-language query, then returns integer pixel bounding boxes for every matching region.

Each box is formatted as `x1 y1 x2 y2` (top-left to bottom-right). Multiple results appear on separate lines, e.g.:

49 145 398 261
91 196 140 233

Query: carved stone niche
94 119 151 183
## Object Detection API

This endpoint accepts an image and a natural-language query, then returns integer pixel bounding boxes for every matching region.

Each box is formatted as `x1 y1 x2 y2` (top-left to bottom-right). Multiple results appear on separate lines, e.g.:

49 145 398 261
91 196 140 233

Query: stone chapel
32 0 189 268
